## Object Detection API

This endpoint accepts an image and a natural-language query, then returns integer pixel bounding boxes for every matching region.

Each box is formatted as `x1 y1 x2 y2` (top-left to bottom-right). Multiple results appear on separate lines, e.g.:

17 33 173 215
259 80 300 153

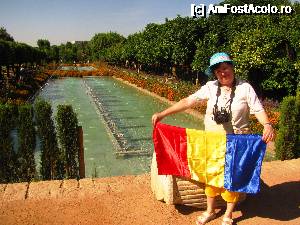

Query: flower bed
58 62 279 134
46 63 113 77
45 70 104 77
249 110 280 134
0 69 50 105
99 65 198 102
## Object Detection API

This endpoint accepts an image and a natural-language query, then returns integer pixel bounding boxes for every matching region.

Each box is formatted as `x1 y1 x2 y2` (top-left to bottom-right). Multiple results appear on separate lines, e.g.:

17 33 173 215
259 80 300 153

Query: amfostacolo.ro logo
191 3 294 18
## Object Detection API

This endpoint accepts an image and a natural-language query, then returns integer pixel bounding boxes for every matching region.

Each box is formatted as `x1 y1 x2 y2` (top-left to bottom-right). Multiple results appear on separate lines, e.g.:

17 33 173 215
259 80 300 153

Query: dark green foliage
56 105 79 179
2 1 299 99
275 96 299 160
17 104 36 181
0 40 45 68
0 104 17 183
192 31 223 73
89 32 125 61
296 86 300 157
34 99 63 180
105 0 299 99
0 27 14 42
37 39 50 50
3 1 298 99
0 101 82 182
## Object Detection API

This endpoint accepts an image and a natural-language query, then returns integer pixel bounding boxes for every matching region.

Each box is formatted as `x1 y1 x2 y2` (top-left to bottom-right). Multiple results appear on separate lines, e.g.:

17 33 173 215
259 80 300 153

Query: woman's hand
254 111 276 144
152 113 164 127
262 123 275 143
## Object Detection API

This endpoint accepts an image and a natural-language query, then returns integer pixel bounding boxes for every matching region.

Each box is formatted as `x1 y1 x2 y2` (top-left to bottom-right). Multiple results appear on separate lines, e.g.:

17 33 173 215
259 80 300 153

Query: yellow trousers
205 185 240 203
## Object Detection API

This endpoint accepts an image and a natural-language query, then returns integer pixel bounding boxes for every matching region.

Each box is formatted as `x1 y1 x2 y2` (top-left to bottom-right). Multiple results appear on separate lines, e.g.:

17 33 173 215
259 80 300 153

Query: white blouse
188 79 264 133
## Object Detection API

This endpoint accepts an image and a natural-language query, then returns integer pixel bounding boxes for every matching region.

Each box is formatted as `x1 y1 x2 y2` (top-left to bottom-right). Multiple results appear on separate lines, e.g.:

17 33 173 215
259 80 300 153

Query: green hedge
0 101 81 183
296 85 300 157
34 99 64 180
56 105 79 179
275 95 299 160
17 104 36 181
0 104 18 182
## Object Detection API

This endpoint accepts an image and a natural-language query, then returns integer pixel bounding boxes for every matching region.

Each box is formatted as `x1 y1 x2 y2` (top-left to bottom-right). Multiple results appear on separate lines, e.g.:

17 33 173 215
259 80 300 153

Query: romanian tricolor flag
153 122 266 194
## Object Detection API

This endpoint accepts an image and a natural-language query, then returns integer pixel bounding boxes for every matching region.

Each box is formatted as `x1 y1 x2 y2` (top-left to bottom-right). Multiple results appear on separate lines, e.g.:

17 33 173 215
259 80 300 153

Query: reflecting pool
37 77 204 177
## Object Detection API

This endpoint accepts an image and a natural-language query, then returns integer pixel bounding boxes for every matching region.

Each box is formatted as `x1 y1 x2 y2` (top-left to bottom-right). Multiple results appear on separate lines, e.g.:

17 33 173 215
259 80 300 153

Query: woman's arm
255 110 275 143
152 97 199 126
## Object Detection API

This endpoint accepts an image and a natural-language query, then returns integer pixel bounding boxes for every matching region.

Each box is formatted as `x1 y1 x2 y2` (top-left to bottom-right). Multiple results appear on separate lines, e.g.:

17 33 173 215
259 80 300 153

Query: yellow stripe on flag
186 129 226 188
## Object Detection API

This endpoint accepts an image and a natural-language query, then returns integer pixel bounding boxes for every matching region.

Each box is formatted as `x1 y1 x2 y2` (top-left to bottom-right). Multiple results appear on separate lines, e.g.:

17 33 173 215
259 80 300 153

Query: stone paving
1 158 299 203
0 158 299 225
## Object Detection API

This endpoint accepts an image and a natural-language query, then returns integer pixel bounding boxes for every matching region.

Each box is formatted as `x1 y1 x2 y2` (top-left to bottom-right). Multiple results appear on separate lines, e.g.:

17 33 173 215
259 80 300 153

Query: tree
49 45 60 63
0 104 17 183
17 105 36 181
0 27 14 42
136 23 165 67
37 39 51 63
122 32 143 65
56 105 79 179
230 14 299 98
193 0 299 98
105 42 125 65
73 41 90 63
37 39 50 50
34 99 63 180
89 32 125 61
192 31 223 73
163 16 204 70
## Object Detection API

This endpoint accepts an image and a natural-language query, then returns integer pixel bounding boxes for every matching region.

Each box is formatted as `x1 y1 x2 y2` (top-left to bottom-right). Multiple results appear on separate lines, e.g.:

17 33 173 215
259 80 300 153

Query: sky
0 0 221 47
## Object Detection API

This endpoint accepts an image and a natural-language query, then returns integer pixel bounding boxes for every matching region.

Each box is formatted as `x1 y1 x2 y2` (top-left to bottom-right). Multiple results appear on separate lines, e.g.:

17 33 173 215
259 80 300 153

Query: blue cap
205 52 233 76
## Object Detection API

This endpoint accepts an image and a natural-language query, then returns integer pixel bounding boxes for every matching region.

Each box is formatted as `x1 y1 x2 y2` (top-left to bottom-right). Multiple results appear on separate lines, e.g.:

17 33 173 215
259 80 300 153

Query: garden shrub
56 105 79 179
275 96 298 160
296 86 300 157
17 104 36 181
0 104 18 183
34 99 64 180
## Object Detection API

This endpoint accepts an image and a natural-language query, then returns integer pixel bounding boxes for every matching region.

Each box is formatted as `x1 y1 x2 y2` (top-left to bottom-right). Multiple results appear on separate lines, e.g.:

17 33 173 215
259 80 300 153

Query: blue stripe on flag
224 134 266 194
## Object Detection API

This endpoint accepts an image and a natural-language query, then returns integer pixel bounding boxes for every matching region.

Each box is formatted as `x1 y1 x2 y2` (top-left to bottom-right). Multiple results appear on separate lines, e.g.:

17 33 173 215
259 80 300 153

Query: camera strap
213 78 236 115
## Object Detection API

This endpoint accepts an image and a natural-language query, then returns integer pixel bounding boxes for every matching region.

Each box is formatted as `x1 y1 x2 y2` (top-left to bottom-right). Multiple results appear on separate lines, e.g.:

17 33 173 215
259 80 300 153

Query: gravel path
0 158 299 225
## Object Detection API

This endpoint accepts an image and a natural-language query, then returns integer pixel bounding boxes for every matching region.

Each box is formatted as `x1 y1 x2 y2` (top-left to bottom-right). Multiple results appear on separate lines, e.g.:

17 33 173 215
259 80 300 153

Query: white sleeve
188 83 210 101
246 83 264 114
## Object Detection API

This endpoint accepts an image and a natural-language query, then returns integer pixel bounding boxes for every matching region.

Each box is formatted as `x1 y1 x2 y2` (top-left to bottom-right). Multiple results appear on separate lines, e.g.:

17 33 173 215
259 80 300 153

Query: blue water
58 66 96 71
37 76 204 177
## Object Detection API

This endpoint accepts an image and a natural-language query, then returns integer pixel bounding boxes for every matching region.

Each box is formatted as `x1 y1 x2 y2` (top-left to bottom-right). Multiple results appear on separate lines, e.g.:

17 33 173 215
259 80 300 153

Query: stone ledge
3 182 28 201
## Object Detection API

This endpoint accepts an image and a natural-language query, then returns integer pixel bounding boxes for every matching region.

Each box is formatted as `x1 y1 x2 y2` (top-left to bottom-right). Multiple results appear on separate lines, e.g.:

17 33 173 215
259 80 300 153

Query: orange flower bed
193 100 207 114
15 89 30 96
103 65 280 133
49 63 280 133
45 70 107 77
249 110 280 134
6 98 26 105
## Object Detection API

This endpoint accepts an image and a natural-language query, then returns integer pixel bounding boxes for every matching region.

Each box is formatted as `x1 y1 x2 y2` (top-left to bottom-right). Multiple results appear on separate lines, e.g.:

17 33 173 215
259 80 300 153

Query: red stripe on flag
153 122 191 178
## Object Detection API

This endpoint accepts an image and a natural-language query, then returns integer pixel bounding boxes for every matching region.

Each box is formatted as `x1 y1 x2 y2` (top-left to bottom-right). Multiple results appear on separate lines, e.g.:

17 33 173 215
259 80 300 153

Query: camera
213 107 230 124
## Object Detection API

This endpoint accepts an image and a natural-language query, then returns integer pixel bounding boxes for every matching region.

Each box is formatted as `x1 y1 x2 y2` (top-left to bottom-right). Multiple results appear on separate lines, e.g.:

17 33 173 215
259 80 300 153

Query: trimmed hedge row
275 88 300 160
56 105 79 179
0 101 80 183
17 105 36 181
35 99 64 180
0 104 18 183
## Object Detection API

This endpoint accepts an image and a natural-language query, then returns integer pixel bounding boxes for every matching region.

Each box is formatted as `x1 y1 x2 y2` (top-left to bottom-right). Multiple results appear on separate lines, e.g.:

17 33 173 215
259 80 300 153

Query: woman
151 52 275 225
